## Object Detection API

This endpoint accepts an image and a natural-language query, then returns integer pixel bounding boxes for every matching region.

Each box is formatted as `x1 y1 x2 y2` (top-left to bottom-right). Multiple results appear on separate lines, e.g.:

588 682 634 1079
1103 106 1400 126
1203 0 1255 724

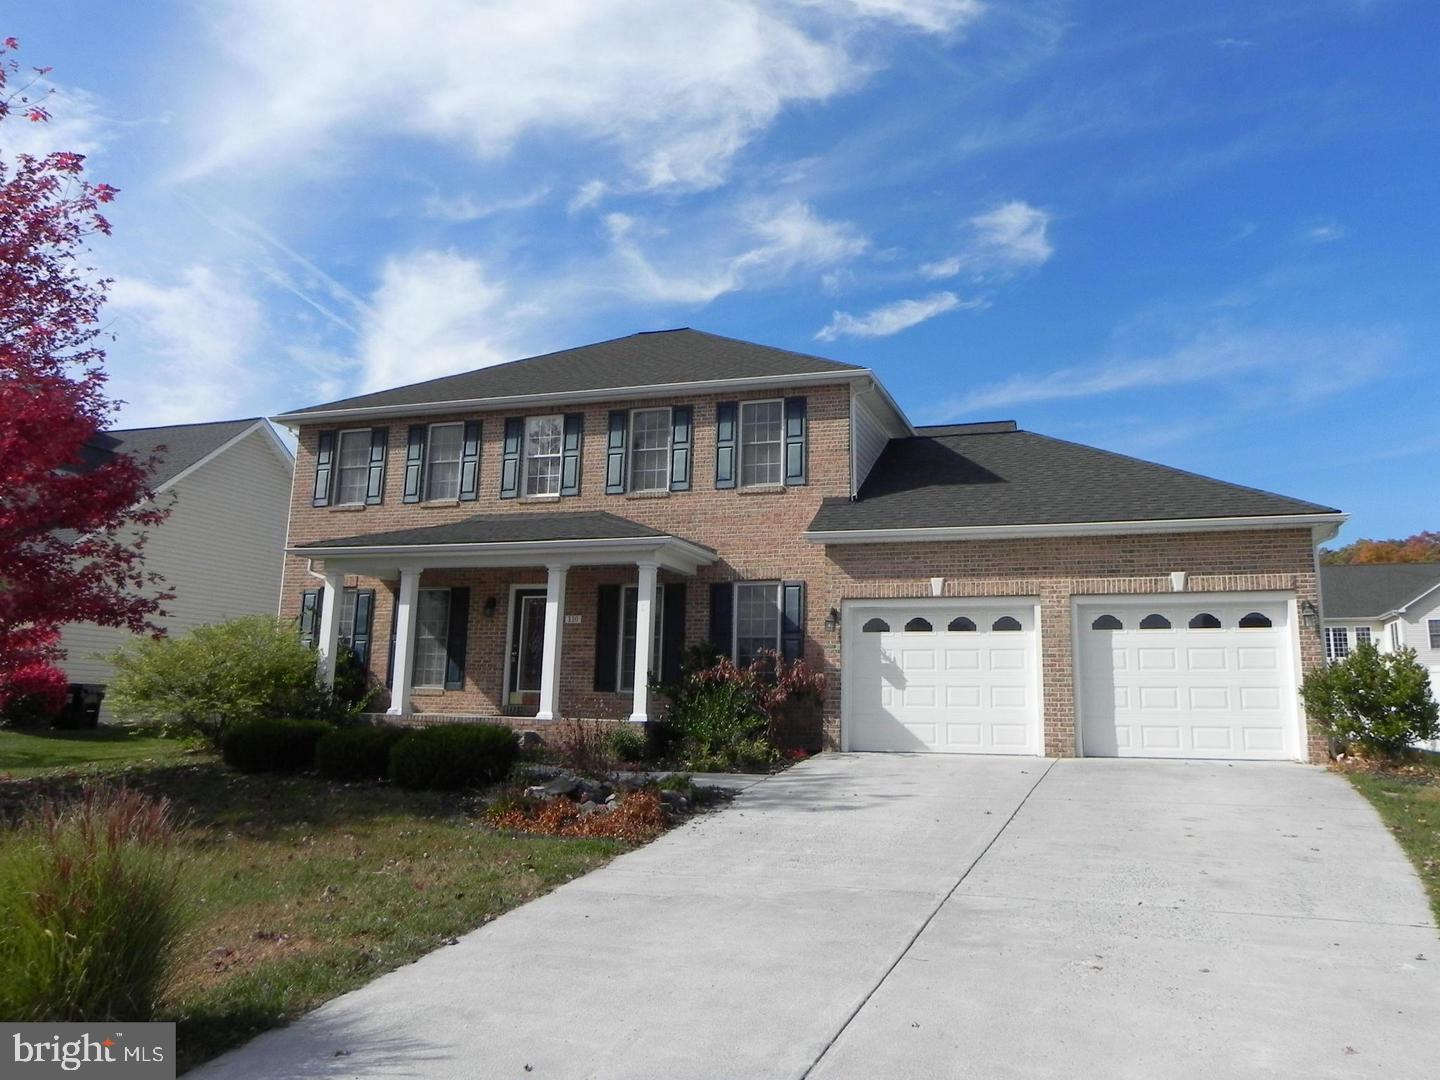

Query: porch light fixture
483 596 497 618
1300 599 1319 632
825 607 840 632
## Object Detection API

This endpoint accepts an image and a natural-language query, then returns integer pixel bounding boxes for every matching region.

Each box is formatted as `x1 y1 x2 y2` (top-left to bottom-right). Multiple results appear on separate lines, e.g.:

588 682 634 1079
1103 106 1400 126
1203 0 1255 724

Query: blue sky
9 1 1437 544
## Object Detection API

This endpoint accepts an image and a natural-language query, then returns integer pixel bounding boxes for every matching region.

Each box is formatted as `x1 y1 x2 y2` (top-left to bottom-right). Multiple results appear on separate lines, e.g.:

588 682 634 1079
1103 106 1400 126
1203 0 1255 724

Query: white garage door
846 602 1040 754
1078 597 1298 760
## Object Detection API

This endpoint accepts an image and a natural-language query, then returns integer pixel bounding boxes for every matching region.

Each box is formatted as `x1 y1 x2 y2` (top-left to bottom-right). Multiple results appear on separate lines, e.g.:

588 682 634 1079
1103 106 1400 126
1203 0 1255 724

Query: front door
507 590 547 709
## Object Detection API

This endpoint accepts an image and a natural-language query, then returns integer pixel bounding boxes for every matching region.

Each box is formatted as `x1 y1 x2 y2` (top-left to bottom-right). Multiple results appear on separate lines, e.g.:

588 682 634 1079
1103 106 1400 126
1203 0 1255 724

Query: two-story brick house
273 329 1345 762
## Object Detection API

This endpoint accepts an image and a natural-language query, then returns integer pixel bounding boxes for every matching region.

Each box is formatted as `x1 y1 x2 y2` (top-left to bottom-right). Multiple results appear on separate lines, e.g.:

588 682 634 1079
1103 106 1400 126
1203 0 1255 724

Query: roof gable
77 418 273 489
1320 564 1440 619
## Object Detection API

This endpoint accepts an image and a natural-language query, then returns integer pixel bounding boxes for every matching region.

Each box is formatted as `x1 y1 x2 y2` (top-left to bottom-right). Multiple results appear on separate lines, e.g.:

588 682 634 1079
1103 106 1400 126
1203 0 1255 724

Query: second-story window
425 422 464 500
629 407 671 492
739 400 783 487
524 415 563 496
334 429 372 505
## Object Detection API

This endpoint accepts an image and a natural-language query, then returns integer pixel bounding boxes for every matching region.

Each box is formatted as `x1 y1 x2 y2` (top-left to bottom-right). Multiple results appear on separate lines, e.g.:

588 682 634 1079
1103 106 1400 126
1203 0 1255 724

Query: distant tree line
1320 530 1440 565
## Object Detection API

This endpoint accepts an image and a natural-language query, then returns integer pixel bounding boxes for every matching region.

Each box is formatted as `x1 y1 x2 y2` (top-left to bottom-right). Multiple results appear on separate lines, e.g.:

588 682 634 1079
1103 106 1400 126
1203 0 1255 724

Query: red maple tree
0 38 169 676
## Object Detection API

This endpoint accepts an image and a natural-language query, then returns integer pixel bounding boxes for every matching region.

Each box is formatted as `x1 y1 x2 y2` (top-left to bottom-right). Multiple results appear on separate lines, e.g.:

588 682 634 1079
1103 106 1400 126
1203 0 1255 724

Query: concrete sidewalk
192 755 1439 1080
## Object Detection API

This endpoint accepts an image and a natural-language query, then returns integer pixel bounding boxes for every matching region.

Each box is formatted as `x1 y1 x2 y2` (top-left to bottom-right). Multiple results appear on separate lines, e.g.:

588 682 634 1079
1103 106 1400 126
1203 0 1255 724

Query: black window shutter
311 431 336 506
500 417 523 498
352 589 375 669
385 587 399 689
403 425 427 503
669 406 692 492
365 428 388 505
299 588 322 647
604 410 627 494
458 419 482 501
783 397 807 486
444 588 470 690
781 581 805 661
709 582 734 658
714 402 738 489
560 413 584 496
661 583 687 685
594 585 621 691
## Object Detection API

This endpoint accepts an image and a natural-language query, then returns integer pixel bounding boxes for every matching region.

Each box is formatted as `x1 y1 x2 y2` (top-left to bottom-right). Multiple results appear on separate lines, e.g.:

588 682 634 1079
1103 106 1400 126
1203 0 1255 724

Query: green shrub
605 724 648 764
1302 642 1439 757
220 718 331 774
388 724 519 790
108 616 342 749
315 724 409 782
0 787 184 1021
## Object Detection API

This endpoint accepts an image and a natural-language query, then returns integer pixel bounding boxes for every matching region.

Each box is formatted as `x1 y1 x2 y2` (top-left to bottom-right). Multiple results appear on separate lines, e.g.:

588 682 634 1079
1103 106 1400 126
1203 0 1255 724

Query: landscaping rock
517 729 544 751
577 800 601 817
543 776 582 797
523 786 549 800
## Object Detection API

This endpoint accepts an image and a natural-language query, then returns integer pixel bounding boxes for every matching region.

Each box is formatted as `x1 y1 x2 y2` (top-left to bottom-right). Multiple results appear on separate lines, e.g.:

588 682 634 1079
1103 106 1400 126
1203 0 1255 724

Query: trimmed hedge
388 723 519 790
220 717 331 774
314 724 410 782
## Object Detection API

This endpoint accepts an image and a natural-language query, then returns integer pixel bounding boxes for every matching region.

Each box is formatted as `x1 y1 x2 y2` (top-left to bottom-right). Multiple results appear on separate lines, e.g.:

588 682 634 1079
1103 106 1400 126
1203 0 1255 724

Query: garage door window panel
862 617 889 633
1091 614 1123 630
1239 612 1273 629
947 616 976 632
1188 612 1222 629
1139 614 1172 630
904 617 933 632
992 616 1023 631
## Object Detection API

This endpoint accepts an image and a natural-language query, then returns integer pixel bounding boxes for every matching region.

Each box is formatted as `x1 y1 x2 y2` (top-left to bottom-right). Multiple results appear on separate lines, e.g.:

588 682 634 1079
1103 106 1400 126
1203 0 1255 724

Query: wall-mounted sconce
1299 599 1319 631
824 607 840 632
483 596 498 618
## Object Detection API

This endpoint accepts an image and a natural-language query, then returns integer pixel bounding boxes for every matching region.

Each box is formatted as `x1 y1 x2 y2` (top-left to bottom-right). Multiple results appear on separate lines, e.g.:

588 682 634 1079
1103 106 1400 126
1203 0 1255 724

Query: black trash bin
54 684 105 730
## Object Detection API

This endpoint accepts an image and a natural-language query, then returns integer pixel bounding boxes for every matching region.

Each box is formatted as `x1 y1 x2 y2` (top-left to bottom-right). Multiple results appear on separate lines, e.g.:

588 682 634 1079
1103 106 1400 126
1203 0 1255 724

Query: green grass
1344 754 1440 924
0 760 629 1072
0 727 195 778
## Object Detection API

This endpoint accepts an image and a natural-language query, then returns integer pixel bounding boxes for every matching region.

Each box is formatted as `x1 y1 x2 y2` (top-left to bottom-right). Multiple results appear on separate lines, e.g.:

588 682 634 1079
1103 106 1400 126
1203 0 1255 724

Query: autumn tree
0 38 168 678
1320 531 1440 565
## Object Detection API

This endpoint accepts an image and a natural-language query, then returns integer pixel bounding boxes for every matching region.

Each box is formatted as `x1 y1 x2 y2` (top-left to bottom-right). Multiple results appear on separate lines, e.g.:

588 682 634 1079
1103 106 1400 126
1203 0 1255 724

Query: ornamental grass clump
0 786 185 1021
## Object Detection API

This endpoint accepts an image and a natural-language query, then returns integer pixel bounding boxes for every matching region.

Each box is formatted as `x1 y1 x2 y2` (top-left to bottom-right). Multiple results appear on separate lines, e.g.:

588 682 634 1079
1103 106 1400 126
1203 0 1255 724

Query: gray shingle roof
1320 564 1440 619
296 510 702 550
77 418 265 488
808 427 1339 534
283 329 862 416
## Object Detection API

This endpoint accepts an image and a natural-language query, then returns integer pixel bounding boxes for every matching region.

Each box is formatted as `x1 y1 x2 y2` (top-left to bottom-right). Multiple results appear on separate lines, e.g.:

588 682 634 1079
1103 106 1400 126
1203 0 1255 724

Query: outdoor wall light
483 596 498 618
1300 599 1319 631
825 607 841 632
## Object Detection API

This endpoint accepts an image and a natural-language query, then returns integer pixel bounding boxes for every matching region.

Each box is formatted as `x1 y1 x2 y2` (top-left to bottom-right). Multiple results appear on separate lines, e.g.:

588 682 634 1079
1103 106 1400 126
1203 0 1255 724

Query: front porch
292 511 717 724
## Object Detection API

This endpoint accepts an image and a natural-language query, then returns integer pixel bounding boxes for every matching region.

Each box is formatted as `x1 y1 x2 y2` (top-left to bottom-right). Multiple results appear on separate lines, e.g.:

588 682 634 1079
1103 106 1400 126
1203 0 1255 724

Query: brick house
273 329 1344 762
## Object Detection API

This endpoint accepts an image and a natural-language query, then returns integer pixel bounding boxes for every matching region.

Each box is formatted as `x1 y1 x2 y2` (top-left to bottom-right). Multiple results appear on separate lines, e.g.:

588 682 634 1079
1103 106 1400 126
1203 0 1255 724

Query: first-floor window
412 588 451 688
523 415 563 496
1390 622 1403 650
1354 626 1373 649
1430 619 1440 650
619 585 665 692
1324 626 1350 662
334 429 372 505
339 588 359 648
734 582 781 666
426 422 464 499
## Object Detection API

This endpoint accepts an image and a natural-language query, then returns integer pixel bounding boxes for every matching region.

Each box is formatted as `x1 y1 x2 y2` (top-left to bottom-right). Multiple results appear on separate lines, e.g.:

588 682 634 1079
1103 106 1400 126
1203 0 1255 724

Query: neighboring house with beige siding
58 418 294 713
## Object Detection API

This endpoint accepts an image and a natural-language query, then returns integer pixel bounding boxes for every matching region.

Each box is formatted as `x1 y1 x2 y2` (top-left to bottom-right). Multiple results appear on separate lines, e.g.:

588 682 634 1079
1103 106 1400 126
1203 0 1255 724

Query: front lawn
1343 754 1440 924
0 760 628 1073
0 727 194 778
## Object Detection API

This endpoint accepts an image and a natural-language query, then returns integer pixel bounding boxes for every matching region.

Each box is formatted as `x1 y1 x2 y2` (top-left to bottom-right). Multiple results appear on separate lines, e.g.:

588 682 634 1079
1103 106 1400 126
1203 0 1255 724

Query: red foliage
1321 531 1440 566
488 790 670 842
0 39 170 671
688 650 825 719
0 658 69 719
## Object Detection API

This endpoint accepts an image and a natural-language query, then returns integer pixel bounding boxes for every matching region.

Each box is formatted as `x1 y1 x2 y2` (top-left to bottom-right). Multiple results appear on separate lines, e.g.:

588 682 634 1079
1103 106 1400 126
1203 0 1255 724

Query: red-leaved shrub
0 662 69 729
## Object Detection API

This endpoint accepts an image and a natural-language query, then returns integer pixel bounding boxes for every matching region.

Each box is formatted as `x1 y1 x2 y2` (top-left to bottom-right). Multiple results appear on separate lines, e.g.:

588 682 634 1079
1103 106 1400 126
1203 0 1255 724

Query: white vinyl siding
851 394 889 496
412 588 451 689
734 582 781 666
628 408 671 492
523 415 563 496
334 429 371 505
739 400 783 487
425 423 464 500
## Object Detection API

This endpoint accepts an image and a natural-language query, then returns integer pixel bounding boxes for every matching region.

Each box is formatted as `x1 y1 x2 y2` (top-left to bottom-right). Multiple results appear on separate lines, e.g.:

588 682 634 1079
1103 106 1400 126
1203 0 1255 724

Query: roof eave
288 533 719 574
804 512 1349 545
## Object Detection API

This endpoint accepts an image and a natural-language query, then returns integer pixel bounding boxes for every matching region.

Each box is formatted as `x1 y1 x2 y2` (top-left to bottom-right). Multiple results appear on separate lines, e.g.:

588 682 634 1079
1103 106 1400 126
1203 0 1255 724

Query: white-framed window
334 428 372 505
618 584 665 692
1324 626 1350 662
1430 619 1440 650
628 407 671 492
739 399 784 487
412 588 451 689
1390 622 1402 649
523 415 564 496
339 588 358 648
1354 626 1372 649
425 422 464 500
734 581 781 666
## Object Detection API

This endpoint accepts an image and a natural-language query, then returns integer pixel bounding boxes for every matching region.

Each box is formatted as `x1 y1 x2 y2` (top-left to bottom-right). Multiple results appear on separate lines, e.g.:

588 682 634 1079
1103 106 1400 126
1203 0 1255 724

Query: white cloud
815 290 978 340
608 200 868 304
1 83 106 162
1301 220 1347 244
184 0 985 191
422 186 551 222
923 200 1053 279
355 250 530 393
105 266 261 425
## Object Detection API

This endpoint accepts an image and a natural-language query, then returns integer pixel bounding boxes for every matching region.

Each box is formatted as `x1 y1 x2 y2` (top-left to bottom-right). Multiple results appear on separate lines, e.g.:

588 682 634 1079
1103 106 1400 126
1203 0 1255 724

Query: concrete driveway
193 755 1440 1080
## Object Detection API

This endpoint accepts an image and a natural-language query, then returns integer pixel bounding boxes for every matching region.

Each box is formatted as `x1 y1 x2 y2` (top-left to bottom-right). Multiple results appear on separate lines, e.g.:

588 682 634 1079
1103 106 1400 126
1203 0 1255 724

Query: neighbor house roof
276 328 868 421
76 418 275 489
807 426 1341 538
294 511 700 550
1320 564 1440 620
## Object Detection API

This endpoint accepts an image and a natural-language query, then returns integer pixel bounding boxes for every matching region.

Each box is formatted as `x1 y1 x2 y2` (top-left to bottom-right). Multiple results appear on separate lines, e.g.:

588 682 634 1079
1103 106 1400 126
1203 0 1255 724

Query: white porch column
315 569 345 688
629 560 659 723
386 568 421 717
536 564 568 722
